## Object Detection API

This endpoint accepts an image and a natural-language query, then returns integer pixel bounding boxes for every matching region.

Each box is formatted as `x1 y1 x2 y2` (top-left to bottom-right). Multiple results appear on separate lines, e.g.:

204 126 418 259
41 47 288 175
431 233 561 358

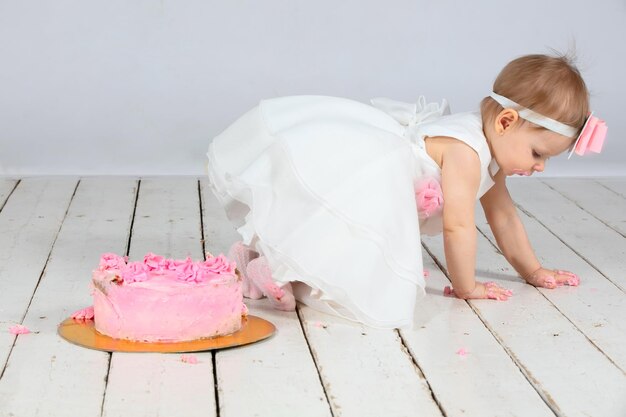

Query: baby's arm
479 171 580 288
440 140 512 300
479 170 541 277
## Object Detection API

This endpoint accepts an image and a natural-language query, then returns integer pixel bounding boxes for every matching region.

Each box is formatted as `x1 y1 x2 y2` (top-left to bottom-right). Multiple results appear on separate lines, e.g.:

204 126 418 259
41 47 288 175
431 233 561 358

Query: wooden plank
299 306 444 417
597 178 626 198
400 251 554 417
0 178 76 371
0 177 137 416
215 301 332 417
102 178 217 417
0 179 18 209
542 178 626 236
475 196 626 372
200 178 242 257
507 178 626 292
200 179 332 417
421 224 626 416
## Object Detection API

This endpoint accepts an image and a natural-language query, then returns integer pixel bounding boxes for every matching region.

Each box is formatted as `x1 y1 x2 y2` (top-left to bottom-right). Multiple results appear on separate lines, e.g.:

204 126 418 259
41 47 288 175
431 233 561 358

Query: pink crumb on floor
181 354 198 364
456 348 468 356
423 269 430 278
313 321 328 328
9 324 30 335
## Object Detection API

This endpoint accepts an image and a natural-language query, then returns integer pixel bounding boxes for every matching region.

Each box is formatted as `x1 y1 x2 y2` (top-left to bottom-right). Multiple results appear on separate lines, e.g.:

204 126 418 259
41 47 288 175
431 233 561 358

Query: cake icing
90 252 245 342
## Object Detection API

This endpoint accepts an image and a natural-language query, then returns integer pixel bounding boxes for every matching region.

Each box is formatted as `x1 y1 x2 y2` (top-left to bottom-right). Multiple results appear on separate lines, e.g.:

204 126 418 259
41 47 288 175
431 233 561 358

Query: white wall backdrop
1 0 624 176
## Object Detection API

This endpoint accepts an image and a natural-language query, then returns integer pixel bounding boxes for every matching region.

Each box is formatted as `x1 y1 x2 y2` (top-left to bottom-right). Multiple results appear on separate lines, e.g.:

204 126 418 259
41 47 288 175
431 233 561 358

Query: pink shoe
246 256 296 311
228 241 264 299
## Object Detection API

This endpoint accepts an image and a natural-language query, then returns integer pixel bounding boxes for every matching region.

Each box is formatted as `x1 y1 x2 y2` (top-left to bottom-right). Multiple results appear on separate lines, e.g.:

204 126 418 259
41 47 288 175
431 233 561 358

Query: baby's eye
532 150 542 158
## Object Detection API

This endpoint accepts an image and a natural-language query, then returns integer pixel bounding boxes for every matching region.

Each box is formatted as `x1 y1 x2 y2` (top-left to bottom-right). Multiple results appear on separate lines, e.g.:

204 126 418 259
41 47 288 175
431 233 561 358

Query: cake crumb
71 306 95 320
313 321 328 329
456 348 468 356
181 354 199 364
9 324 30 335
423 269 430 278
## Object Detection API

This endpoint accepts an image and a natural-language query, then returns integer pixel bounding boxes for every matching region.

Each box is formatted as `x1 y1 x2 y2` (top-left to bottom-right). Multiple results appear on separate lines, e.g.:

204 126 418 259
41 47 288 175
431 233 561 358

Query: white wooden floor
0 177 625 417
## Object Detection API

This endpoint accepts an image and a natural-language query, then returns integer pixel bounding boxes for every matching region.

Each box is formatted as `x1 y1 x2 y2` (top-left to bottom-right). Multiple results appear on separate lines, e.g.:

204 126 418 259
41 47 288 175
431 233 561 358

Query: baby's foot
246 256 296 311
228 241 264 299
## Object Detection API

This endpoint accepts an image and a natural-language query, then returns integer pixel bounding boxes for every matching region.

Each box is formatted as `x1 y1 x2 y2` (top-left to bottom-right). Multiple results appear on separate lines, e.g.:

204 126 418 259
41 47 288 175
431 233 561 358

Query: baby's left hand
525 268 580 289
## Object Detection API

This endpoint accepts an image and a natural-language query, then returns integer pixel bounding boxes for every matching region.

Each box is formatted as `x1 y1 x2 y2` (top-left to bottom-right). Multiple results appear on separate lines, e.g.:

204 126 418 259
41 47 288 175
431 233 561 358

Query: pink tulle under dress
207 95 499 328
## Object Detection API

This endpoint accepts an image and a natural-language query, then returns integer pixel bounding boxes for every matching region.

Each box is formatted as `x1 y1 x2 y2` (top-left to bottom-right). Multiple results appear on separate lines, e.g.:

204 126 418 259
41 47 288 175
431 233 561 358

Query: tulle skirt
207 96 426 328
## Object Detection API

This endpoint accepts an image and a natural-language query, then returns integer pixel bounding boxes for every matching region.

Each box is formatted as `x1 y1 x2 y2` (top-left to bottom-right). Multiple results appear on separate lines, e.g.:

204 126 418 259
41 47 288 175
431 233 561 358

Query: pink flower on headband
414 178 444 219
570 113 607 158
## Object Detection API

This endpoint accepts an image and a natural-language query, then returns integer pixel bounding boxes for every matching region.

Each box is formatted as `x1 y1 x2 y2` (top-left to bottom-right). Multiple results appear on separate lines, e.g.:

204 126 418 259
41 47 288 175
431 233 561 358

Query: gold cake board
58 315 275 353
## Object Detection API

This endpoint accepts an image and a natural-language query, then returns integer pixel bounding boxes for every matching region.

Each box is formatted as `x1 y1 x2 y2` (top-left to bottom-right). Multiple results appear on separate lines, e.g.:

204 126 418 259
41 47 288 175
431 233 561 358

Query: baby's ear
496 108 520 133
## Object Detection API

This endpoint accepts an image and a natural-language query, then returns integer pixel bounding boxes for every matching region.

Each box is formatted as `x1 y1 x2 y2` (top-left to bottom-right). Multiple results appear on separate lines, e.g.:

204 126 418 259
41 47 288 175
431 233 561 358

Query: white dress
206 95 499 328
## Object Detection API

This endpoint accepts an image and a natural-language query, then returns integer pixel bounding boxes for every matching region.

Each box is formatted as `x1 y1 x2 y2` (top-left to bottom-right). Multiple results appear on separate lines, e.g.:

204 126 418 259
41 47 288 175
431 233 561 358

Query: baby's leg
246 256 296 311
228 241 264 299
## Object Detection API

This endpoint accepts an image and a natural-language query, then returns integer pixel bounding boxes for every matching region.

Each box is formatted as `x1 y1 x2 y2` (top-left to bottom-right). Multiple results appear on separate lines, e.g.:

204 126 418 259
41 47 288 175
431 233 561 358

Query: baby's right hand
444 281 513 301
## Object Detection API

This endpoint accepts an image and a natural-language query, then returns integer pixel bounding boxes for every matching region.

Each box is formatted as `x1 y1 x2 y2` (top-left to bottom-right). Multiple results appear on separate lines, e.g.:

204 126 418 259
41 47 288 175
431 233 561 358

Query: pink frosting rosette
202 254 236 275
120 261 150 283
193 254 236 282
143 252 168 271
98 253 127 271
414 178 444 219
174 258 201 282
98 252 237 284
164 256 192 271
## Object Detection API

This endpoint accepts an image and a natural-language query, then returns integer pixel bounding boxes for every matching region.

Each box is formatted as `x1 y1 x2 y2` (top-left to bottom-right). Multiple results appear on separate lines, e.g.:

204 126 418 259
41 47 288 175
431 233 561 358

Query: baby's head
481 53 590 176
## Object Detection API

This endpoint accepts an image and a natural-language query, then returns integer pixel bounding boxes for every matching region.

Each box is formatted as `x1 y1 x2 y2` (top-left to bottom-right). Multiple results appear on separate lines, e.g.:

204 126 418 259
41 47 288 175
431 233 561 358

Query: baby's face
493 123 573 176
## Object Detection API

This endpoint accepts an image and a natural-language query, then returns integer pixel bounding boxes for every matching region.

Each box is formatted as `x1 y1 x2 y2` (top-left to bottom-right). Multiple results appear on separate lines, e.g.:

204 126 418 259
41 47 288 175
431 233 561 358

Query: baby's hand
444 281 513 301
525 268 580 289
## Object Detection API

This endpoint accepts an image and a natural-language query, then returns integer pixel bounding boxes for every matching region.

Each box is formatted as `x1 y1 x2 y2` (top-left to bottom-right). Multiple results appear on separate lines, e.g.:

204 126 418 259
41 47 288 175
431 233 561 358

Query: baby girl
207 53 606 328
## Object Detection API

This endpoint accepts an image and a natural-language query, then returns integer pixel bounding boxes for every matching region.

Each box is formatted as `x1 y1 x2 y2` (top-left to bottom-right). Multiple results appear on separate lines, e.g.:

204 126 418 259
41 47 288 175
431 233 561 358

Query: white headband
489 92 578 138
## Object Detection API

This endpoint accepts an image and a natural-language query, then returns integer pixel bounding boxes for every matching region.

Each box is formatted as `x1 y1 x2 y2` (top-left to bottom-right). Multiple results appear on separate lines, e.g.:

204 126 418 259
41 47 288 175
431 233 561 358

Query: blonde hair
481 53 590 138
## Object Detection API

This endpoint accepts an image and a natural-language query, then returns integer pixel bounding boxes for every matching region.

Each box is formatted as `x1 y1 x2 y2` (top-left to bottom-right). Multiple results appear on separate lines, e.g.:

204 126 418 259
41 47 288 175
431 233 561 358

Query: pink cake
90 252 246 342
